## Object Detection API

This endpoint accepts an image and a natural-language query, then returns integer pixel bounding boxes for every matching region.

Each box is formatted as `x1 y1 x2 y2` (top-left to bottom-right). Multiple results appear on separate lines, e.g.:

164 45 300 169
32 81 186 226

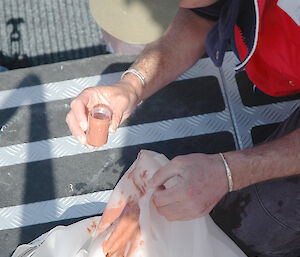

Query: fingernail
79 135 86 145
80 121 88 131
87 145 96 151
109 126 115 133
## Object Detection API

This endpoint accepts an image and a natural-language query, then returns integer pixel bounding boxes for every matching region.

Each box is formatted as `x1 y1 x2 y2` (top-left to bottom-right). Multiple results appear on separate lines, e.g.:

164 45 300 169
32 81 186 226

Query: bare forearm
121 8 215 102
226 127 300 190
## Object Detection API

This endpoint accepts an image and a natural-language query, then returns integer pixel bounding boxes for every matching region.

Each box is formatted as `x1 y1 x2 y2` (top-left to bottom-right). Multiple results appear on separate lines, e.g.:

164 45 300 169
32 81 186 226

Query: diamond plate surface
0 56 220 111
0 73 120 110
0 190 111 231
0 56 231 168
0 111 233 168
221 52 300 149
178 56 221 80
4 52 298 233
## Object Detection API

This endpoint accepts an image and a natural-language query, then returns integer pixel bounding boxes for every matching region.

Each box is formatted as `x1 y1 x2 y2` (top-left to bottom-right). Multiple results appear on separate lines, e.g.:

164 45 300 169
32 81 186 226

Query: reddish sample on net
86 104 112 147
102 202 141 257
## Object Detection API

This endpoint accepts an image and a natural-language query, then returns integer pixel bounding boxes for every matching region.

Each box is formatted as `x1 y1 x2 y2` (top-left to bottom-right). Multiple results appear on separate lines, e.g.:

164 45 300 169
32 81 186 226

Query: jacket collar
234 0 266 71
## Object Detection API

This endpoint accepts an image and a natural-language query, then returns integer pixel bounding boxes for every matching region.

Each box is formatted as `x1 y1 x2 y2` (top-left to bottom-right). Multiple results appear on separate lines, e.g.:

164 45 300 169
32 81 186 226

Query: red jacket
235 0 300 97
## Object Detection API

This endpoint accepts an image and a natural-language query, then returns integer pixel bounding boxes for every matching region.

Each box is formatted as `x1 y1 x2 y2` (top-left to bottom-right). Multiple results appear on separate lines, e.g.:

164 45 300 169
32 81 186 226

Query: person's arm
66 8 215 145
122 8 216 103
150 127 300 221
227 127 300 190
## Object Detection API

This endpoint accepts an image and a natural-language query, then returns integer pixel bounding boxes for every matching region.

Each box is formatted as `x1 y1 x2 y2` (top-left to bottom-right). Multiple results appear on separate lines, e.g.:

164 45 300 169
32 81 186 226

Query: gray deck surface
1 2 300 257
0 52 299 257
0 0 106 70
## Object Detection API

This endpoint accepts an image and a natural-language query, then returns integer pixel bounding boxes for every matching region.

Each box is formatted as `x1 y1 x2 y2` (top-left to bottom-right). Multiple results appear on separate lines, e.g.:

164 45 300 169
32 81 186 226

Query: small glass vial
86 104 112 147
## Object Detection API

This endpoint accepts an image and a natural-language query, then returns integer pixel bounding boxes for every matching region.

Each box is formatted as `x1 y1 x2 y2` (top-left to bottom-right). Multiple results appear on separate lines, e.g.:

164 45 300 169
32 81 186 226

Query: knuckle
191 198 201 210
198 201 213 217
197 208 207 217
185 191 194 201
111 114 122 125
186 186 202 199
186 201 196 212
118 95 130 108
113 110 122 119
172 156 184 165
70 98 79 109
65 113 71 124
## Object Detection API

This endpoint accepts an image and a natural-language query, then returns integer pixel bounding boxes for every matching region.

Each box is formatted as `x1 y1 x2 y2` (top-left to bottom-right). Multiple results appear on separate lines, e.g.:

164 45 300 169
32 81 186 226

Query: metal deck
0 52 299 257
0 0 106 70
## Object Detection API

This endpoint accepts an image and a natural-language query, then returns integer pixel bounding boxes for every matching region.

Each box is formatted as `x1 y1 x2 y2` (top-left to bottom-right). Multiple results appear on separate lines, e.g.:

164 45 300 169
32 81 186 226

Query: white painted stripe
1 52 299 233
1 101 298 231
0 56 226 231
0 73 120 110
0 190 112 231
0 57 217 110
0 112 233 168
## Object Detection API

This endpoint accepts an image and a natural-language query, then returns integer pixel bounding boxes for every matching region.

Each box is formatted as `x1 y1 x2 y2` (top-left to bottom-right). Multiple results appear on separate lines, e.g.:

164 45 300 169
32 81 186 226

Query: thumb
109 111 123 133
149 162 179 189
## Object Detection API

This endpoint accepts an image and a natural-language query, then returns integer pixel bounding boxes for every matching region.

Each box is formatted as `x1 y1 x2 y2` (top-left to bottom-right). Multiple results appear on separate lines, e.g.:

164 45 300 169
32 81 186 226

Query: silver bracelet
121 68 146 87
219 153 233 192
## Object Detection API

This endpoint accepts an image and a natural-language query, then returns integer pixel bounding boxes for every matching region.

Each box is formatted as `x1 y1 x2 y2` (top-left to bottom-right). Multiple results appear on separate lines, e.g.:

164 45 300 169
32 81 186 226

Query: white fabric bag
12 150 246 257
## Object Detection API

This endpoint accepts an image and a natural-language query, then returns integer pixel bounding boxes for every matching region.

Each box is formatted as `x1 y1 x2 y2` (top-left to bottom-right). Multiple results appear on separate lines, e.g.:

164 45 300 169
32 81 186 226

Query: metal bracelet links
121 68 146 87
219 153 233 192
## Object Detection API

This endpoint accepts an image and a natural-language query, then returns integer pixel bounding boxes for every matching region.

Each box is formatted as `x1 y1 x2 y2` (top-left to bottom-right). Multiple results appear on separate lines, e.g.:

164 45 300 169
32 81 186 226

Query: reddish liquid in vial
86 105 112 147
93 113 109 120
